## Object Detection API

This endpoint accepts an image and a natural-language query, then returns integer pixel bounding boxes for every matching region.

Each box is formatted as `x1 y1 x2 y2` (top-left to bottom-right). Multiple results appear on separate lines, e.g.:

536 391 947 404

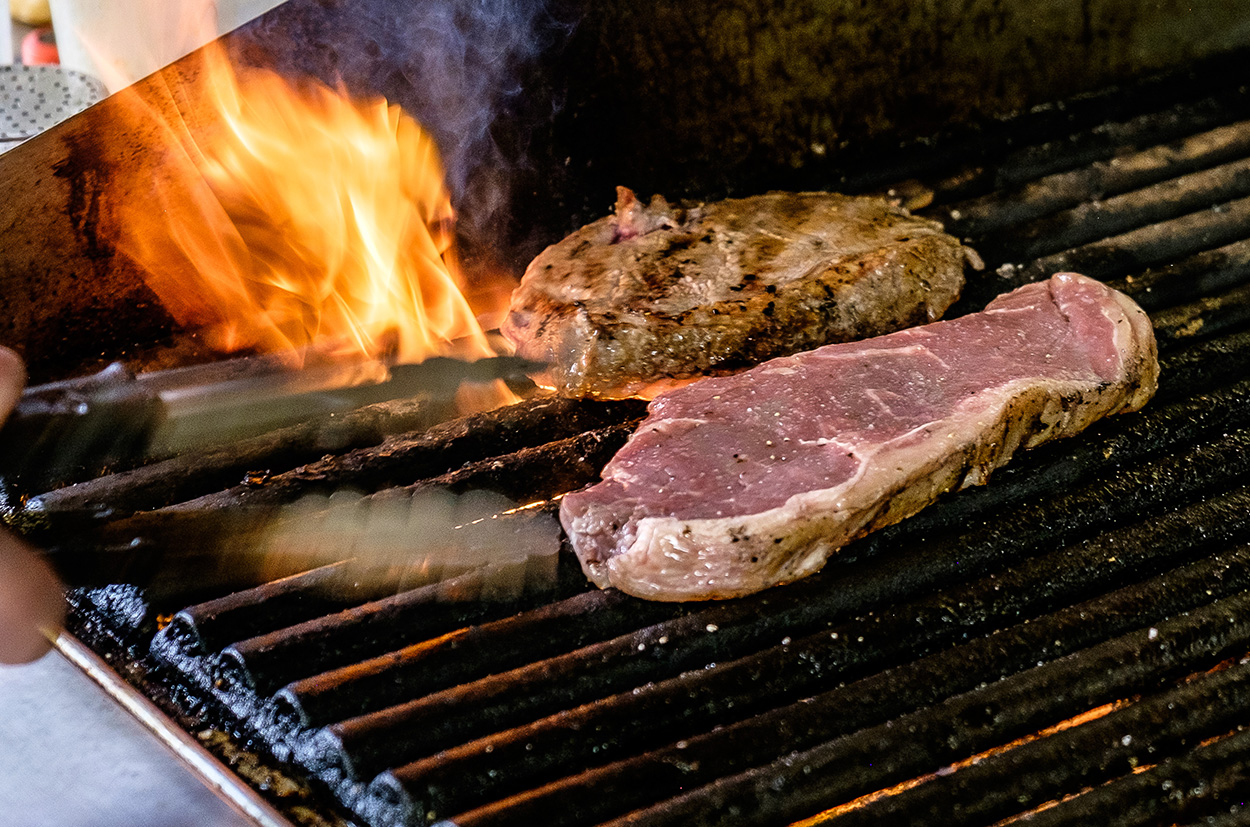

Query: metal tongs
0 353 541 496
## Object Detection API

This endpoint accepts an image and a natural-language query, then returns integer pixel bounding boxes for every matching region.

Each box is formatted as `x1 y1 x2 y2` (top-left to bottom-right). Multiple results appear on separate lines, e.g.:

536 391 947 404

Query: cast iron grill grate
47 63 1250 827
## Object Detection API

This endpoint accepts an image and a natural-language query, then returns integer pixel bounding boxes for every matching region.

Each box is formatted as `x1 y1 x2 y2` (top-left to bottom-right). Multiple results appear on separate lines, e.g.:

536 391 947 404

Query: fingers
0 345 25 422
0 529 65 664
0 347 63 663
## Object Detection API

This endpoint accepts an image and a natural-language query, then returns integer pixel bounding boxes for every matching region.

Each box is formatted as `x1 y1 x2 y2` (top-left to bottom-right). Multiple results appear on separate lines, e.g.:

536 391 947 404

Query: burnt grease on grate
55 68 1250 827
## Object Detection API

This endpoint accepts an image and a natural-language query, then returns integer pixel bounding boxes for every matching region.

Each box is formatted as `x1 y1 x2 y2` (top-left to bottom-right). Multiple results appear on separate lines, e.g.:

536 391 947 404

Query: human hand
0 347 65 663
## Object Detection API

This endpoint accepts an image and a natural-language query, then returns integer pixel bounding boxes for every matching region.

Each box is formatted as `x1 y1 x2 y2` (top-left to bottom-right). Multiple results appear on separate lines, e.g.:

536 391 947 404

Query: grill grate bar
841 79 1250 202
211 570 581 699
973 155 1250 263
153 563 358 658
939 118 1250 238
263 586 689 730
1107 236 1250 312
1004 196 1250 292
957 83 1250 195
212 571 562 700
372 421 640 505
1150 280 1250 347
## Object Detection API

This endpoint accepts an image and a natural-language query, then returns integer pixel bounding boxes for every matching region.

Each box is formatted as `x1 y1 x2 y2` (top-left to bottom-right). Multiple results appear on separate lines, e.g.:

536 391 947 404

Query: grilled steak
503 187 980 397
561 273 1159 601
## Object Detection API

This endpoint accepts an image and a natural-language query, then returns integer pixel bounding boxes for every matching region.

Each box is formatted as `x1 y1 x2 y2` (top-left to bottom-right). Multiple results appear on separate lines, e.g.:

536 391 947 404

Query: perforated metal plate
0 64 105 150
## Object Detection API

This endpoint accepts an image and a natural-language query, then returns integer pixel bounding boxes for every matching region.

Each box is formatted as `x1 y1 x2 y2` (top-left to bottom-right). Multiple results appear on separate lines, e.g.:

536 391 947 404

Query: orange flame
112 46 505 371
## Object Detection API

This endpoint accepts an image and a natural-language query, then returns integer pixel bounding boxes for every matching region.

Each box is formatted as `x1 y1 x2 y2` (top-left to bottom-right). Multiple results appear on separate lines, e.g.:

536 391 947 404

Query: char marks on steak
560 273 1159 601
503 187 980 397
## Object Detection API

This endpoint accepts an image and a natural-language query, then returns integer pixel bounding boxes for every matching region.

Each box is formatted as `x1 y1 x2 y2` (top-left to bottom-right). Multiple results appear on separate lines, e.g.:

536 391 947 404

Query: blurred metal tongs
0 353 542 495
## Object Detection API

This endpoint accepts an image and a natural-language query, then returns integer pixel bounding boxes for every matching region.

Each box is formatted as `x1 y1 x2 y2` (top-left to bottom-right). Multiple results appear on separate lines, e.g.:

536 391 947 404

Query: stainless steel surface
0 640 262 826
56 633 294 827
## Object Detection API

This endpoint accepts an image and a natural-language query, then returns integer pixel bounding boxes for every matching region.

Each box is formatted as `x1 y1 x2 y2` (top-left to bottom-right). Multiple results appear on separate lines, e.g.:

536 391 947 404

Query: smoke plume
235 0 574 269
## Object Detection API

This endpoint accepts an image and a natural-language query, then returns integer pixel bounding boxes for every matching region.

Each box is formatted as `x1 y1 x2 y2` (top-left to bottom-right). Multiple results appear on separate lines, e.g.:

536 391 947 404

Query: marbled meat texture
561 273 1159 601
503 187 979 397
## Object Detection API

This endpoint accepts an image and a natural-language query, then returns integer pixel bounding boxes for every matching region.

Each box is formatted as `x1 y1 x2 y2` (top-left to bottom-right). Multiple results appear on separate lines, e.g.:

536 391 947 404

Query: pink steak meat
561 273 1159 601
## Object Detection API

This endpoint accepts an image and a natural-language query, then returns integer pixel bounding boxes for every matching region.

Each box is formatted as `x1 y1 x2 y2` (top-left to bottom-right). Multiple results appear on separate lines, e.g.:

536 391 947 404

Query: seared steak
503 187 980 397
561 273 1159 601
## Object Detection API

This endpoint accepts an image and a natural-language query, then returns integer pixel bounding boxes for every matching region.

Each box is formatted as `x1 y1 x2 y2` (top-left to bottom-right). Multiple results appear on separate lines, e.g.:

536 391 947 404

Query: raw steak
561 273 1159 601
503 187 980 397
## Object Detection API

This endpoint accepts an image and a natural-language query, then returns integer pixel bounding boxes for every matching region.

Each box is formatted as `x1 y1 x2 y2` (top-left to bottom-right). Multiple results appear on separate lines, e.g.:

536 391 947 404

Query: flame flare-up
111 45 512 380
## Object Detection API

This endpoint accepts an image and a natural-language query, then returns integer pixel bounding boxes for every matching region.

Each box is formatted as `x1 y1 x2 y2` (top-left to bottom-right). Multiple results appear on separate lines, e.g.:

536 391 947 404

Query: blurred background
7 0 281 83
